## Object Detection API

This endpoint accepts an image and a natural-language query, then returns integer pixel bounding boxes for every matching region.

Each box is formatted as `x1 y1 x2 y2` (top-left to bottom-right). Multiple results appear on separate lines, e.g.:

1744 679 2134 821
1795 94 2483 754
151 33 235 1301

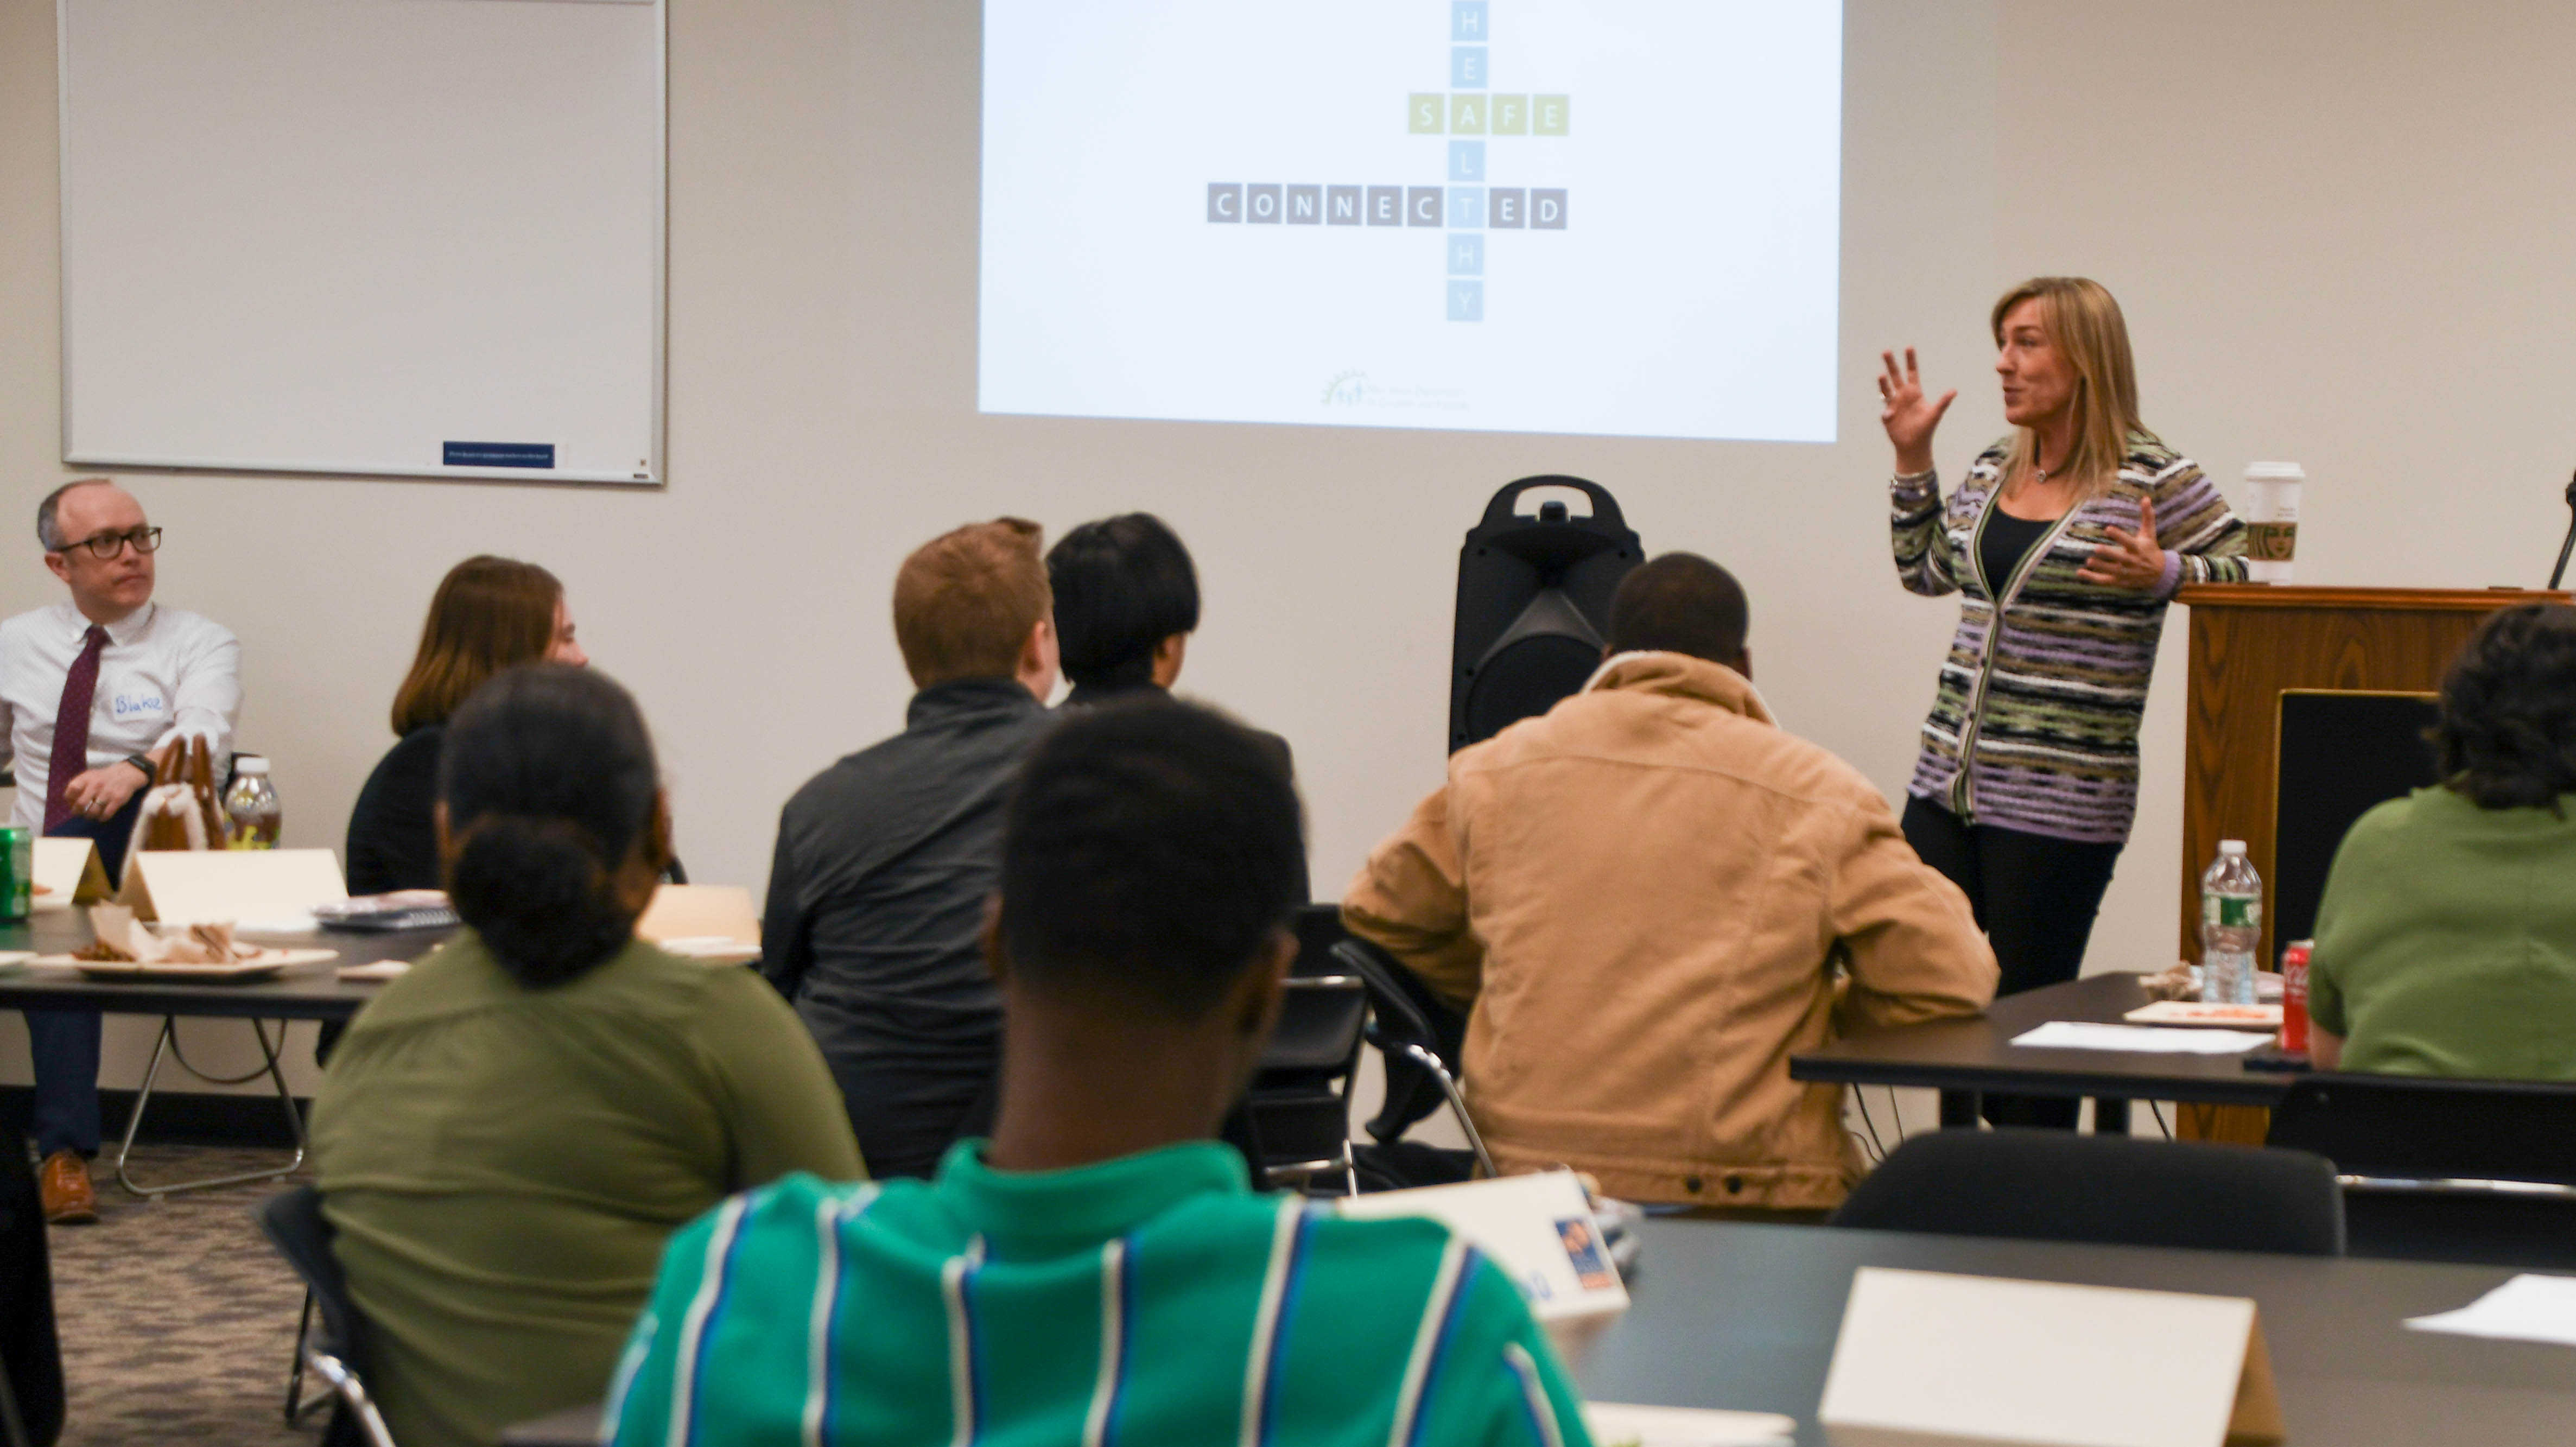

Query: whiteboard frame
54 0 670 488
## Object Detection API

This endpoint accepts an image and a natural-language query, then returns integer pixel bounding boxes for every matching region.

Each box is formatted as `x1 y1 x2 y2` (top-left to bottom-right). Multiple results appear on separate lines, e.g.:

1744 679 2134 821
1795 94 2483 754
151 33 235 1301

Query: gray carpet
45 1145 322 1447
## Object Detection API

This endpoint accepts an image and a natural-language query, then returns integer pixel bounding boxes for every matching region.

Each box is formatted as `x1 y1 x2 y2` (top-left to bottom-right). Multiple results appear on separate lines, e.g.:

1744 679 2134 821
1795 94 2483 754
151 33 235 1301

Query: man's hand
61 760 149 822
2079 496 2169 591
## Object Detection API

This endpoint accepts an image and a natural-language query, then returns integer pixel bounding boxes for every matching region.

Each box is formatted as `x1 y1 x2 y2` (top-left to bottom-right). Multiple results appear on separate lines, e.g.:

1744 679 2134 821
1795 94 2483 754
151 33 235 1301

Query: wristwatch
123 753 155 783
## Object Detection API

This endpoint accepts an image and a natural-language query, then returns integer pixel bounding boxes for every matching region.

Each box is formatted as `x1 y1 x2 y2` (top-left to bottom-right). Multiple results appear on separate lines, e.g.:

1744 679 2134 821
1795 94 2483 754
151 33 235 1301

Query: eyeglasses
53 526 162 560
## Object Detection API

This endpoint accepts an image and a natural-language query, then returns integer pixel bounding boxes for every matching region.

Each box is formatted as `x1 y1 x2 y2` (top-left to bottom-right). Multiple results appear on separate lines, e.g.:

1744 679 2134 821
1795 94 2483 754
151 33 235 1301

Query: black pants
1900 797 2123 1130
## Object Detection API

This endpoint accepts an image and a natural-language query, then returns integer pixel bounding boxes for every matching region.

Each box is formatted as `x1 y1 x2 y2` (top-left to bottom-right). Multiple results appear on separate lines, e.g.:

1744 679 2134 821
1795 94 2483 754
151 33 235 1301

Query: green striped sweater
605 1141 1594 1447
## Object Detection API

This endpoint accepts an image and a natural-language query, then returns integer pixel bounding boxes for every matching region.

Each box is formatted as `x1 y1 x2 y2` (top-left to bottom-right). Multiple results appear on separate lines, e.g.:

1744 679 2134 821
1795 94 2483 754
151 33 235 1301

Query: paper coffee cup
2243 462 2305 583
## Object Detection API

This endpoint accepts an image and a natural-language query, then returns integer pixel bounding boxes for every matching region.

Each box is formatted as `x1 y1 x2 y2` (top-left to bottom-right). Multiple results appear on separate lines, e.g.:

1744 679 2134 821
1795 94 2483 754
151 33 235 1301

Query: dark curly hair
2434 603 2576 813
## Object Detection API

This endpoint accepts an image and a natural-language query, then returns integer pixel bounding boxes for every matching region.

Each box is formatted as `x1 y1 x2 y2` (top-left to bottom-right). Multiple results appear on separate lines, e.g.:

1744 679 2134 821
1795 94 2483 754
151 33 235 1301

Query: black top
1059 680 1310 900
759 678 1055 1171
344 725 445 897
1979 507 2057 594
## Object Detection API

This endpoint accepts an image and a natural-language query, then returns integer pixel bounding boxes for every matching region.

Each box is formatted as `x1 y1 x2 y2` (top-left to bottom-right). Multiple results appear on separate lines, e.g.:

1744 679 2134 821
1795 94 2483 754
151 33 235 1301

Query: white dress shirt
0 601 242 831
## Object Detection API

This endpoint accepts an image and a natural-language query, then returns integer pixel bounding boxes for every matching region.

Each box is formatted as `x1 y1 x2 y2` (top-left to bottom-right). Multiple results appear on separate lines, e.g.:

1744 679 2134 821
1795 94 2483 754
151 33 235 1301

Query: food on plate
79 904 255 965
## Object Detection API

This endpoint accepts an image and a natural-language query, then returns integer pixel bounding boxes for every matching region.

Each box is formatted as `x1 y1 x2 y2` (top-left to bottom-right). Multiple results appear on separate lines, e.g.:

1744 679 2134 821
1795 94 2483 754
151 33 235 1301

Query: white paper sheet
2405 1274 2576 1347
2010 1021 2277 1055
1584 1402 1796 1446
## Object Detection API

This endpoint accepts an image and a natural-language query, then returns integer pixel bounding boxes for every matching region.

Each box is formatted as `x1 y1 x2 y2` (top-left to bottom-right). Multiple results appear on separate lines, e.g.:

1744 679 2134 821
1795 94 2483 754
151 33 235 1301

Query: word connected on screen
1201 3 1571 323
1205 185 1568 229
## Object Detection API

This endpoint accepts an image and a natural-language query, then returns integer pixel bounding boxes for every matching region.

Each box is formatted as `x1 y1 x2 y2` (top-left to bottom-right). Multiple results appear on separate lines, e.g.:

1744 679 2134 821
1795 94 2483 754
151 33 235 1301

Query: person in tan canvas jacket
1343 553 1997 1213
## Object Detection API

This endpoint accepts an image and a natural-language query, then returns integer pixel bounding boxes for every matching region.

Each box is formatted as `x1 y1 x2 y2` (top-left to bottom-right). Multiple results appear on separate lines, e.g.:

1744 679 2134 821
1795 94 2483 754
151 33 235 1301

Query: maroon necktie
42 625 110 833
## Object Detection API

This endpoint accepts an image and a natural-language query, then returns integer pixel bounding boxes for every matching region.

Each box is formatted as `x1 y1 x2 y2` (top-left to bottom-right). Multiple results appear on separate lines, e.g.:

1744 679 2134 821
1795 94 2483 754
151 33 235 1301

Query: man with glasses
1 478 240 1222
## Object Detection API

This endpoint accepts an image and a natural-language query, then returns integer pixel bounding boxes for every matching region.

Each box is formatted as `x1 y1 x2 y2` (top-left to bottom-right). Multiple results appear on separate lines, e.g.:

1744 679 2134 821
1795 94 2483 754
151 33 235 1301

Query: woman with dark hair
1046 512 1201 703
1045 512 1309 898
344 555 587 895
2306 603 2576 1078
311 665 861 1447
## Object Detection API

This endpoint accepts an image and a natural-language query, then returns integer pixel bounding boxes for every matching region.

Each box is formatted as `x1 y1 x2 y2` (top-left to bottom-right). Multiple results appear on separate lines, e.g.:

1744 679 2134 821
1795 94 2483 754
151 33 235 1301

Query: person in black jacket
759 519 1059 1178
1047 513 1308 899
345 557 587 896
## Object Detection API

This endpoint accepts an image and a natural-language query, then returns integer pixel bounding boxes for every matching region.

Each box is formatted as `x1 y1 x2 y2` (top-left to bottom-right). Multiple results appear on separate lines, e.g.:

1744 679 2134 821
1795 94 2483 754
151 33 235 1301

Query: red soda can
2280 940 2313 1053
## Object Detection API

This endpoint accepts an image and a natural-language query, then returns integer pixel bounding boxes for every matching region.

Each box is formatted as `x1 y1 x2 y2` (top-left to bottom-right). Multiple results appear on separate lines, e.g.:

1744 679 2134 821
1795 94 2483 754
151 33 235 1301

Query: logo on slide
1206 2 1569 326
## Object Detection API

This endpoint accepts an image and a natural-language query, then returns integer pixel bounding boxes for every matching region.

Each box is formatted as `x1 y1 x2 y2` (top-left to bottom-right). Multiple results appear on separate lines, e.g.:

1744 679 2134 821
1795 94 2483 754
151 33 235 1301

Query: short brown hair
390 556 563 735
893 519 1051 687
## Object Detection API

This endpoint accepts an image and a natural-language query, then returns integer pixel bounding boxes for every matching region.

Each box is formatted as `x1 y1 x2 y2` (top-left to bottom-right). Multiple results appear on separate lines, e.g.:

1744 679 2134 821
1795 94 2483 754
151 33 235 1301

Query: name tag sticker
110 691 166 721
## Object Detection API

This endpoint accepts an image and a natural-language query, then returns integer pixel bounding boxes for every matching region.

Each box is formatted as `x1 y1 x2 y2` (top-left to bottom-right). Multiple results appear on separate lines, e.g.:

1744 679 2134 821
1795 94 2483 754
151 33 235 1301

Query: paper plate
34 946 340 982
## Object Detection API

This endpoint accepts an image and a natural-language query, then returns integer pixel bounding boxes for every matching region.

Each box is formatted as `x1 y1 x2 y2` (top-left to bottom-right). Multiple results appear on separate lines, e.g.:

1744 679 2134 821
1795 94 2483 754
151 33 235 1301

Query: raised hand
2079 495 2168 591
1879 348 1957 476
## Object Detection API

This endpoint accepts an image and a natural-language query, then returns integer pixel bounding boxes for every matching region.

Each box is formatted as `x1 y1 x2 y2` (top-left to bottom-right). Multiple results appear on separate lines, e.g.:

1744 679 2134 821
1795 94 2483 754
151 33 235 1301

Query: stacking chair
1236 905 1373 1192
1332 935 1496 1181
1831 1130 2346 1256
256 1185 397 1447
2265 1072 2576 1268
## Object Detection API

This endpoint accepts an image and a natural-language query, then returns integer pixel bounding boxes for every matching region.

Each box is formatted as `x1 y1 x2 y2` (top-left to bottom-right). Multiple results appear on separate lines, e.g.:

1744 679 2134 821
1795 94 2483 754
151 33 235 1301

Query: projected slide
978 1 1842 443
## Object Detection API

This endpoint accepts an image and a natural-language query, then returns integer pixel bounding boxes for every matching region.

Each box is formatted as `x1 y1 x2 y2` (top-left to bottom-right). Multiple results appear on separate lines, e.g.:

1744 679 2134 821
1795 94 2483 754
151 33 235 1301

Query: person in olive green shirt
607 701 1593 1447
312 665 862 1447
2309 604 2576 1079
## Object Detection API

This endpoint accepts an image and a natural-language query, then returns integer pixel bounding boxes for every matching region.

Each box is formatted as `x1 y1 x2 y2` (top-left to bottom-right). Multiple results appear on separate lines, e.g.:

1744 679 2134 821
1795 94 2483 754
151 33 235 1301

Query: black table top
1791 972 2296 1106
0 907 448 1021
1576 1219 2576 1446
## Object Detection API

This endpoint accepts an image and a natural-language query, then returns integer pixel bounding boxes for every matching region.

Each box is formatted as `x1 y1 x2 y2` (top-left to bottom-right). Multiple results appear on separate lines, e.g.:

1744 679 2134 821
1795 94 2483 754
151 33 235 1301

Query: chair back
1831 1131 2346 1256
2266 1073 2576 1268
1236 906 1371 1190
2267 1073 2576 1184
1331 937 1495 1179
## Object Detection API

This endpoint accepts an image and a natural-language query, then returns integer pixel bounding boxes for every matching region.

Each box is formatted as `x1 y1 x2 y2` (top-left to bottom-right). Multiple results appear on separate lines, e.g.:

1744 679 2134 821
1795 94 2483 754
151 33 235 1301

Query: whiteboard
58 0 665 485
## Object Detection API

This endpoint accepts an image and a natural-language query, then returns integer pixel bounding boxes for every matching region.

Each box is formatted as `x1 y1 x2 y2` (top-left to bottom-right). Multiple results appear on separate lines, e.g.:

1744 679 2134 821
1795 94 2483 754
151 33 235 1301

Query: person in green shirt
312 665 863 1447
607 700 1594 1447
2309 602 2576 1079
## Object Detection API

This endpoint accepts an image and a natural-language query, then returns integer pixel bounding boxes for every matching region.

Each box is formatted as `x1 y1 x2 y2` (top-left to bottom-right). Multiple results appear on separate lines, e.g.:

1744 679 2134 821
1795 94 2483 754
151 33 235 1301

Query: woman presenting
1881 276 2249 1127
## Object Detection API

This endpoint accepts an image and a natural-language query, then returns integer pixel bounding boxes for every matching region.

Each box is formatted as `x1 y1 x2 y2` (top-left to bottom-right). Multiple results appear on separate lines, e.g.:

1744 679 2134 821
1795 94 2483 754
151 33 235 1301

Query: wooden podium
2173 584 2565 1139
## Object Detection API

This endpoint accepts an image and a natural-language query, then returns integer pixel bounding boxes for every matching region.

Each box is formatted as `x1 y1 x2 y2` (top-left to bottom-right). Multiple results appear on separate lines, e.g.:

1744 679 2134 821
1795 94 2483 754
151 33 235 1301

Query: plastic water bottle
2200 840 2262 1005
223 756 282 849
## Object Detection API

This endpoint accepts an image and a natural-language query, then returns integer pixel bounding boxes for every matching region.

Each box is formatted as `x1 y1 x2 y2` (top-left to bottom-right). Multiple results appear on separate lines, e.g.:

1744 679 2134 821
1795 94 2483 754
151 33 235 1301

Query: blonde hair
892 518 1051 687
1989 277 2155 499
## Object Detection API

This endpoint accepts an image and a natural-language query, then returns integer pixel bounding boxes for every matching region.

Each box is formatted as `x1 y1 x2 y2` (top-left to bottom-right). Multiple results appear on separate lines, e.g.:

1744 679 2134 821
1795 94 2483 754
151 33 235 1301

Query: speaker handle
1479 475 1627 532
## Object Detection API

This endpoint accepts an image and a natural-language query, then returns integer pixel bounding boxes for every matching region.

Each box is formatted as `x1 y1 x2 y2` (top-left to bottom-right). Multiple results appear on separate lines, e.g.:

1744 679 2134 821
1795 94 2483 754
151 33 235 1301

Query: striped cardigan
1892 434 2249 844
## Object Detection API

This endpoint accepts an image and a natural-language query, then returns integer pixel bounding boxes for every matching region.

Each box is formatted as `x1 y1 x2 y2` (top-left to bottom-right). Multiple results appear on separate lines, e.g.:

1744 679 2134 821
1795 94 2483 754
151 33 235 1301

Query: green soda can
0 827 28 923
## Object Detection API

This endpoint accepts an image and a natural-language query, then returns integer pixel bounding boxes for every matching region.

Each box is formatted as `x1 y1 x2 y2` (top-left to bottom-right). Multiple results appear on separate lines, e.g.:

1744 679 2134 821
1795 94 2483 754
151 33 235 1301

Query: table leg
113 1016 308 1199
1937 1089 1981 1128
2092 1097 2131 1136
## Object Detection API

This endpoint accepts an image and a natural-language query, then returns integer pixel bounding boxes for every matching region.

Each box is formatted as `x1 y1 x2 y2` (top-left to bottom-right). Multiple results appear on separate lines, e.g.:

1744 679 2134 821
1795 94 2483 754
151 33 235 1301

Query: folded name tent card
1586 1402 1797 1446
635 884 760 953
117 848 347 928
1818 1268 2283 1447
1335 1169 1628 1321
2404 1273 2576 1348
2012 1021 2278 1056
31 836 110 904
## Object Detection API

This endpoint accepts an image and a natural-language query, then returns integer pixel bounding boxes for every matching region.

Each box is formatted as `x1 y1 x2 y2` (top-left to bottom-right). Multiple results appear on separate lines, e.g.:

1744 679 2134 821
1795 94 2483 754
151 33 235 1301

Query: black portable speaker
1448 477 1641 752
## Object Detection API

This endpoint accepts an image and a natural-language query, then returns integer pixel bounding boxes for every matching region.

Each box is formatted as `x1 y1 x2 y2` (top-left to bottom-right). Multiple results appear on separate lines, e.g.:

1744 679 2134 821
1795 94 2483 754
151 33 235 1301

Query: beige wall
1 0 2568 1094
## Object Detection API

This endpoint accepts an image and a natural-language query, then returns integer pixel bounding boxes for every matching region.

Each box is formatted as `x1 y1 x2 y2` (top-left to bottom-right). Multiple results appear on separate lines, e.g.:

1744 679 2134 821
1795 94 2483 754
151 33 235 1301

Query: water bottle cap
2219 840 2246 855
235 756 269 775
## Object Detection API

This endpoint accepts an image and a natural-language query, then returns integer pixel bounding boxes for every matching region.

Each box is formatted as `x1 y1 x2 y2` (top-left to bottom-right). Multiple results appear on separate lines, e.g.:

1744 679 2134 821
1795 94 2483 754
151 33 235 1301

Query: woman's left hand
2078 496 2168 590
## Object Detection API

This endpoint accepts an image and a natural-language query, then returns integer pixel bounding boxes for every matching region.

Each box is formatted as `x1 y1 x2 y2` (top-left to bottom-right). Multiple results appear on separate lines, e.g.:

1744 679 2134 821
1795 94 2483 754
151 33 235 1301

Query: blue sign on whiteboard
443 441 556 469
